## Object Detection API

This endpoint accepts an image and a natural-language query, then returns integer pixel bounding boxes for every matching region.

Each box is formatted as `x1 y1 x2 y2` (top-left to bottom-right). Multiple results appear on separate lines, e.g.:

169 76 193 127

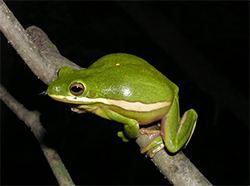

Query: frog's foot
117 122 139 142
139 128 165 158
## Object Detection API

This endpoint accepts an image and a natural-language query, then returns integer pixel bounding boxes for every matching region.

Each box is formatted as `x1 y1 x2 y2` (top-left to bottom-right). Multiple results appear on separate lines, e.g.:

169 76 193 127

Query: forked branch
0 0 211 185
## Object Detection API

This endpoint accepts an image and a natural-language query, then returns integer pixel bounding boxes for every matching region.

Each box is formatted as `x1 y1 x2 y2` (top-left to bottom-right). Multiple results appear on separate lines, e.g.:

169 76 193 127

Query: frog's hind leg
161 97 198 153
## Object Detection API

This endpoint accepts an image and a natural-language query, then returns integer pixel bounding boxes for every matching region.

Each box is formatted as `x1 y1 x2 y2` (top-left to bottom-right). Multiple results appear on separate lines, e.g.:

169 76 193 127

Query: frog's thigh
94 107 139 139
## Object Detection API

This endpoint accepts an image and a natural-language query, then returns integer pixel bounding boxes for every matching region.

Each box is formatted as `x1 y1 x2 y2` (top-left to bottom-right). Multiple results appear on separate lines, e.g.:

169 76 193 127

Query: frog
47 53 198 157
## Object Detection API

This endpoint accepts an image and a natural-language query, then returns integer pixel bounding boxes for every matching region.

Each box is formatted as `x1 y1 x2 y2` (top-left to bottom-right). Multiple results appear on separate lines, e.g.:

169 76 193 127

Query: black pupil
71 85 82 93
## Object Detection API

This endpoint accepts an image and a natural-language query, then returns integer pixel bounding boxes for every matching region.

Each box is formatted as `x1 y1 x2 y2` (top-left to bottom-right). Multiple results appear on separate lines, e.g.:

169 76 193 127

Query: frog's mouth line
49 94 171 112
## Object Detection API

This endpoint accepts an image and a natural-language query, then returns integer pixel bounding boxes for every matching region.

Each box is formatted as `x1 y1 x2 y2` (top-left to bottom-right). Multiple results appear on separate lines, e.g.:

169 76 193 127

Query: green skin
47 53 198 157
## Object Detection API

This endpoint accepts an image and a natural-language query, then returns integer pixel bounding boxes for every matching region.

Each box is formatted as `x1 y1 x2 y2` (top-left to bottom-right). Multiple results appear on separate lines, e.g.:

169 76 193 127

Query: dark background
1 1 249 185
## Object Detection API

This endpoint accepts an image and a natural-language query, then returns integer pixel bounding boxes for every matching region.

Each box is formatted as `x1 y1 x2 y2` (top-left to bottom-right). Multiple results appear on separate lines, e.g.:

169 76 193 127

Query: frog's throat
49 95 171 112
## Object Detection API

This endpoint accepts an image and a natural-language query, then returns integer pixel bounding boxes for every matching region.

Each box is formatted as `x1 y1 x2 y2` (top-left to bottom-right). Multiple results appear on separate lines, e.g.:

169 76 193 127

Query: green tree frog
47 53 198 157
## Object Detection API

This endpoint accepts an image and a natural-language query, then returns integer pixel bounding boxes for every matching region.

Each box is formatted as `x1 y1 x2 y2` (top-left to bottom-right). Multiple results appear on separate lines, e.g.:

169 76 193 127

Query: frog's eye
70 82 85 96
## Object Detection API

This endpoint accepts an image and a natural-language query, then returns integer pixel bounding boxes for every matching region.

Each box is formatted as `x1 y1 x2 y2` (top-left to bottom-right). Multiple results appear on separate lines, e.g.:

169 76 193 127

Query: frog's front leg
93 106 139 142
140 96 198 157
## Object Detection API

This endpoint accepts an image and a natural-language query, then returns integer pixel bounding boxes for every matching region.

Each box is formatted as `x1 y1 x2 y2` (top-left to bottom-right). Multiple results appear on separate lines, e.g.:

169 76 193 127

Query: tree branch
0 0 212 185
136 130 212 186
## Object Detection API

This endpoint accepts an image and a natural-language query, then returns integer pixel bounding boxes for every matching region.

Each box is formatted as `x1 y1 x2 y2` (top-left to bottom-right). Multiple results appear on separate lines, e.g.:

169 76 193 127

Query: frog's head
47 66 96 105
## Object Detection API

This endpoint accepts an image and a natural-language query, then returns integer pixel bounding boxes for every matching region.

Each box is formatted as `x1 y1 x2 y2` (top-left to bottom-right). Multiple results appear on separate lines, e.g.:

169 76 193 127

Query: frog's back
86 53 177 103
90 53 151 68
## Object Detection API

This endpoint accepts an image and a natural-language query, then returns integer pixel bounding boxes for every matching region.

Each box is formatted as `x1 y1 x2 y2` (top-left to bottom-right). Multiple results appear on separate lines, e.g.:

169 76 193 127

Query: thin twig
0 84 75 186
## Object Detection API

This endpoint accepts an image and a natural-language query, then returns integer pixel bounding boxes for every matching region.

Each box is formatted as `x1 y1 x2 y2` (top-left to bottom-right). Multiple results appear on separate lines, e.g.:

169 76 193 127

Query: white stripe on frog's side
49 95 171 112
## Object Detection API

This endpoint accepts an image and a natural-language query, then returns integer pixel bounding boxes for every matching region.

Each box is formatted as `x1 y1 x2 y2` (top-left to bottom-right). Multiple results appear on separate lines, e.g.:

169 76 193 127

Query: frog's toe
117 131 129 142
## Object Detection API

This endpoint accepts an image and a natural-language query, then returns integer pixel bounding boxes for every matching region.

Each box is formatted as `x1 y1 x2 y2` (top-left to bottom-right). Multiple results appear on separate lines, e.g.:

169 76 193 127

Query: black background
1 1 249 185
